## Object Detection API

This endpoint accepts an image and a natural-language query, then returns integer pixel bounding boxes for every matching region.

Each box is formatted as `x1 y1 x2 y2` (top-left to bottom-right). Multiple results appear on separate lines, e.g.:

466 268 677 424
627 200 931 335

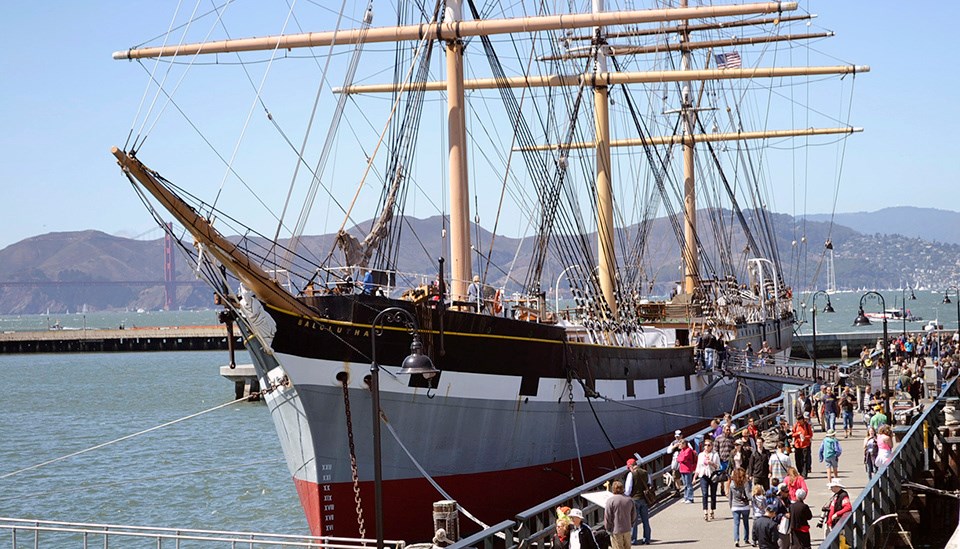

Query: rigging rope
1 390 277 480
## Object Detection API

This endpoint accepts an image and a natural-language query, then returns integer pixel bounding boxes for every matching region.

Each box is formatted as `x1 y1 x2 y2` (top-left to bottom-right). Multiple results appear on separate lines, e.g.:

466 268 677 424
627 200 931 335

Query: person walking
694 439 721 521
818 429 843 484
748 436 772 491
603 481 636 549
754 506 780 549
624 458 652 545
840 388 856 438
784 467 808 503
768 442 793 485
875 424 894 469
788 489 813 549
792 413 814 477
676 438 698 504
729 468 752 547
863 426 879 479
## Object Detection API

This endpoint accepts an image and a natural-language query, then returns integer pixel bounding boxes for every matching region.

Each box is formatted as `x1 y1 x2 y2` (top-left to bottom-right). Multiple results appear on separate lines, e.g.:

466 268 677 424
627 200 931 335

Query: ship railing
448 394 797 549
819 376 960 548
0 517 406 549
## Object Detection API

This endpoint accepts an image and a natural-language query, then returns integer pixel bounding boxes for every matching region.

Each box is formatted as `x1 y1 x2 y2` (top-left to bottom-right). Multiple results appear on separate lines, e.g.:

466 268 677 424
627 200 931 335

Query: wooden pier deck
644 420 870 547
0 325 242 353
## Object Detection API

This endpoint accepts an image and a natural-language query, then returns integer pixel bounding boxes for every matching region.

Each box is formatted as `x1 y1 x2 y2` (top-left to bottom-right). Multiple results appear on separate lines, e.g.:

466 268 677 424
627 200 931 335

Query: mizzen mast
680 0 698 297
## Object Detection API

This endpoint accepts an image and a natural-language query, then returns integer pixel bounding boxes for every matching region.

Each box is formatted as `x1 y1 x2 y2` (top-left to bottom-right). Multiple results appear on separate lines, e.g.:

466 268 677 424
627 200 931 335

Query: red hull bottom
292 429 699 542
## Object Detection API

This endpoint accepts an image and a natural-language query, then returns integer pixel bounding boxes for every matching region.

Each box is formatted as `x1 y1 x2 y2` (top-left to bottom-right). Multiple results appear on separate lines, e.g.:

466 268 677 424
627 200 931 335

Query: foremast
680 0 698 297
593 0 616 318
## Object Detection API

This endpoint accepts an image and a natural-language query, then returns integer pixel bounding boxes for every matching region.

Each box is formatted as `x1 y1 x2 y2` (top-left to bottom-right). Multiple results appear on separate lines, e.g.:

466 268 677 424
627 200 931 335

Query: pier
0 326 242 353
453 363 960 549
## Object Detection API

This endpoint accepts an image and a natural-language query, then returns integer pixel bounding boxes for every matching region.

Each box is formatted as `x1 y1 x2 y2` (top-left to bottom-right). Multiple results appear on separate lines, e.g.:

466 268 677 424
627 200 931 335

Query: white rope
381 418 493 532
125 0 186 150
1 395 253 480
211 0 301 213
568 380 586 484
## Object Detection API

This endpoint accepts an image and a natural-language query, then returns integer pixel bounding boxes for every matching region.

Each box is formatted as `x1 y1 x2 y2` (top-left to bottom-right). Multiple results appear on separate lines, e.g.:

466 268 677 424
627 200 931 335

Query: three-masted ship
112 0 866 541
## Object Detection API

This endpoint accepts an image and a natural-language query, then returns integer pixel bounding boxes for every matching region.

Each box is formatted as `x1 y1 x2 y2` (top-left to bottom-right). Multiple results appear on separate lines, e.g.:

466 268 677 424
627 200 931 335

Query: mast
445 0 472 303
680 0 698 296
593 0 617 317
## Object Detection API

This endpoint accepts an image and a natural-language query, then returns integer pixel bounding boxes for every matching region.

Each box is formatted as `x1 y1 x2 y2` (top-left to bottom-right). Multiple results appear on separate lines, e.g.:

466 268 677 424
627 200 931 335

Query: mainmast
680 0 698 297
593 0 617 318
445 0 472 303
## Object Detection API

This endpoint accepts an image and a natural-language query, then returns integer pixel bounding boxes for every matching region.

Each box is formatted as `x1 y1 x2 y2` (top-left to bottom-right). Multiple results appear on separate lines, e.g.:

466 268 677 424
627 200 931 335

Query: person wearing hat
668 431 685 491
791 413 814 478
824 480 851 533
869 404 889 430
753 505 780 549
818 429 843 484
624 458 652 544
565 509 599 549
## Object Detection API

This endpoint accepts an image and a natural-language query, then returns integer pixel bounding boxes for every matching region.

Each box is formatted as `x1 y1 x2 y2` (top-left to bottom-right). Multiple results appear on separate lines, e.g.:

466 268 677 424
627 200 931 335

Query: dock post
433 500 459 543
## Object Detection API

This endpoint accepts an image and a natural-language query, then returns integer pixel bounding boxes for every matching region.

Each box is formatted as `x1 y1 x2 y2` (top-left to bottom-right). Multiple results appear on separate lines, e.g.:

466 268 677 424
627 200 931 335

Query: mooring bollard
432 500 459 544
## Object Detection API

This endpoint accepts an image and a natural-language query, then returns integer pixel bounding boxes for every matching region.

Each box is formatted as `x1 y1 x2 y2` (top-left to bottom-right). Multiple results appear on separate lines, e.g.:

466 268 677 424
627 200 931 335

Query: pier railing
449 394 793 549
0 517 406 549
819 376 960 549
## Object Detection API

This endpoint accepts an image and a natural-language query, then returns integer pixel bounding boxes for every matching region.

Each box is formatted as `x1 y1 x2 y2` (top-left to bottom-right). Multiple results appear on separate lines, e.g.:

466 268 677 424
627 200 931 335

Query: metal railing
819 376 960 548
448 393 793 549
0 517 406 549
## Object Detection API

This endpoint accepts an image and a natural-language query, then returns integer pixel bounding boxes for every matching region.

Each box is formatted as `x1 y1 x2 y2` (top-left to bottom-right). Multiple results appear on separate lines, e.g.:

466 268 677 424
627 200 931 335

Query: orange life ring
492 290 503 315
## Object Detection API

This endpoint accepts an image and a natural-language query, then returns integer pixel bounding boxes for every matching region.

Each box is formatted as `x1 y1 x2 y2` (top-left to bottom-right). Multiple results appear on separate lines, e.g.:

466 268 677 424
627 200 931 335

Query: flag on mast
715 51 742 69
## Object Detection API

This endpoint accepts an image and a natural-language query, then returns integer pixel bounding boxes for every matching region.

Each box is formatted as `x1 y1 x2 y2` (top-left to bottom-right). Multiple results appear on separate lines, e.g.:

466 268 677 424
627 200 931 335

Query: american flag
715 51 742 69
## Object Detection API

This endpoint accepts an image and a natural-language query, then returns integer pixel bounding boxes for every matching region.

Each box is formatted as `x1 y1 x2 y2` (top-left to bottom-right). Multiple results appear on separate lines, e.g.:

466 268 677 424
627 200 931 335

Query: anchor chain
341 377 367 539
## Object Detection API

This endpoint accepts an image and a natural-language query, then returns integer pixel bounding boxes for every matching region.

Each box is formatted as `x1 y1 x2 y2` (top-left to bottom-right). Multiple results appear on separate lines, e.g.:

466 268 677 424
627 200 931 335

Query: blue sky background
0 1 956 251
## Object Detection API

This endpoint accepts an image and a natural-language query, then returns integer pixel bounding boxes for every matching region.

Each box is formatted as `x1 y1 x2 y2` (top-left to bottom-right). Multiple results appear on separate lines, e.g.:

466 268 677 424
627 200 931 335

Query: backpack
823 438 840 460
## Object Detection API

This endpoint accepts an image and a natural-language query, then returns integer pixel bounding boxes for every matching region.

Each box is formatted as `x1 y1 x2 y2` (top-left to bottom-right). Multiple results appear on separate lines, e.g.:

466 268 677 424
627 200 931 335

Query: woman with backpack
818 429 843 484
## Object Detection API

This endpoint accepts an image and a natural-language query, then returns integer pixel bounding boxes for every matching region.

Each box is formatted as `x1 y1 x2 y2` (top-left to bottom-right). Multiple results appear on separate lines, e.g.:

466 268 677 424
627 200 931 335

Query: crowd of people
545 331 958 548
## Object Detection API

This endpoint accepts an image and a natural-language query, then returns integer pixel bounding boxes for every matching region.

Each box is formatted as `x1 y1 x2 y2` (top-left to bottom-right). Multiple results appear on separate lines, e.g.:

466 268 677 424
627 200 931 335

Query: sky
0 1 957 252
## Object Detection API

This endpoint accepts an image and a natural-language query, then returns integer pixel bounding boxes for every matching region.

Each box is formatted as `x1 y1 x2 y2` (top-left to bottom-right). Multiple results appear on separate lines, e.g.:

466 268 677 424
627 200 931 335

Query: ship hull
240 295 793 541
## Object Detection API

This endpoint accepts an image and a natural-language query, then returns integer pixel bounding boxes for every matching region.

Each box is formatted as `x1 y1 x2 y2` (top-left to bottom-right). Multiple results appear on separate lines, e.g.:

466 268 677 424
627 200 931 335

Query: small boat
865 308 923 322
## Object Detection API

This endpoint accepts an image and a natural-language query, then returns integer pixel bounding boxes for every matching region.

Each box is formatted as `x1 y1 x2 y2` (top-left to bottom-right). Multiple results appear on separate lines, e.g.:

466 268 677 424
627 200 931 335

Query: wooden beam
514 127 864 152
113 2 797 60
336 65 870 94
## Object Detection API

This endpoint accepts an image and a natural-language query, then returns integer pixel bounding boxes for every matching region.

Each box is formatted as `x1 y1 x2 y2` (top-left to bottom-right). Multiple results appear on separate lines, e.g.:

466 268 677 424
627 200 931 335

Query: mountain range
1 206 958 314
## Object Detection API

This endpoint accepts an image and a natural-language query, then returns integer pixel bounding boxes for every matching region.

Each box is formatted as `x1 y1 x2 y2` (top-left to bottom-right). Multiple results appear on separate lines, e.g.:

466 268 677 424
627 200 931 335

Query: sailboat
111 0 866 541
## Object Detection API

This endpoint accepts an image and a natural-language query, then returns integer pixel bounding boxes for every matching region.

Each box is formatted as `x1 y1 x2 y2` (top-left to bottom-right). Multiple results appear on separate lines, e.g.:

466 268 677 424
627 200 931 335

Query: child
750 484 766 520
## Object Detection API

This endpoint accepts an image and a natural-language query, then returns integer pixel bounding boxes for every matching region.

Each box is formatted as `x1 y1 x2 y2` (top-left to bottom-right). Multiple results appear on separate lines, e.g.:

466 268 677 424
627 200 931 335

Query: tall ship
110 0 866 541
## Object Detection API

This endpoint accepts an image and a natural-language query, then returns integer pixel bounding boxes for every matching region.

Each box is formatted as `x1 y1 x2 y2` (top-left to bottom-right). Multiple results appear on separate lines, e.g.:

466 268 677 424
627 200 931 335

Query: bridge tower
164 222 175 311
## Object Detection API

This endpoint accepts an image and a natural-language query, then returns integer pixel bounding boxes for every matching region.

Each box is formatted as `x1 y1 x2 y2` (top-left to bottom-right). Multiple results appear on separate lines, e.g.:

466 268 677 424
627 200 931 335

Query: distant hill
3 211 960 314
803 207 960 245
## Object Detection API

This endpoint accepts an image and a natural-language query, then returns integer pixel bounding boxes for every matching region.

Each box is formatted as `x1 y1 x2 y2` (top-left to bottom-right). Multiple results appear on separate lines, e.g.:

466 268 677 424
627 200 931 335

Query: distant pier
0 326 244 354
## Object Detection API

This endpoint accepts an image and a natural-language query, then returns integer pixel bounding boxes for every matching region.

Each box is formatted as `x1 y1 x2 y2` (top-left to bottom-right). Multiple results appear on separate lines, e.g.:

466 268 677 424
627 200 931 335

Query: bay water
0 348 304 534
